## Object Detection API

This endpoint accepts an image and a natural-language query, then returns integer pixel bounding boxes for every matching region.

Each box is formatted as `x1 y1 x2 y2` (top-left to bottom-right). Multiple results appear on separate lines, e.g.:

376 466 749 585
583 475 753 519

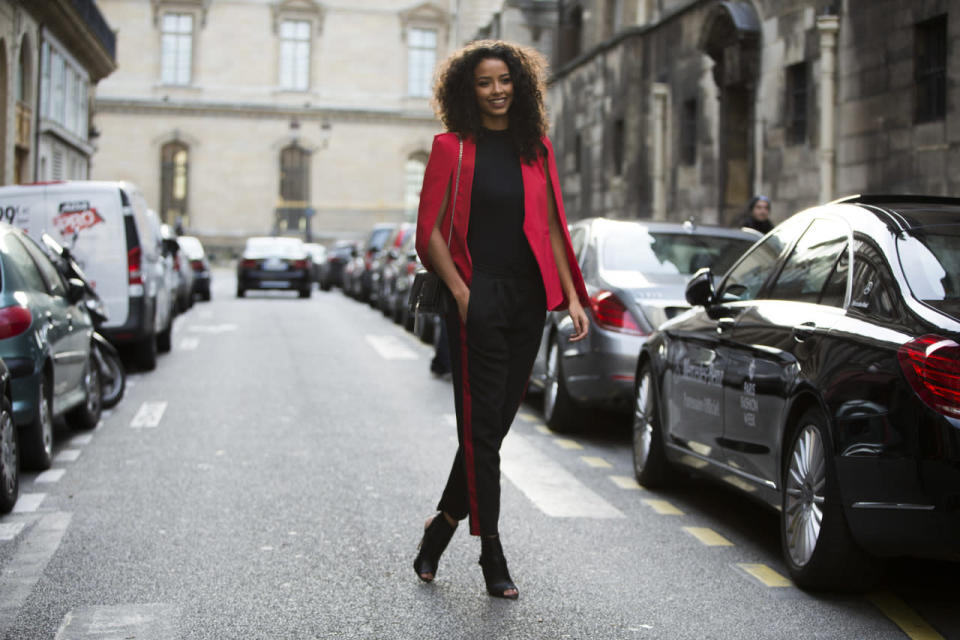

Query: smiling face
473 57 513 130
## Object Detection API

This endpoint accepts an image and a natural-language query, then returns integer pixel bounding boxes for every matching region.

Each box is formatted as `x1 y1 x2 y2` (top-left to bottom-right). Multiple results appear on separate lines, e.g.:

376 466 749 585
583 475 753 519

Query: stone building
92 0 503 251
547 0 958 227
0 0 116 187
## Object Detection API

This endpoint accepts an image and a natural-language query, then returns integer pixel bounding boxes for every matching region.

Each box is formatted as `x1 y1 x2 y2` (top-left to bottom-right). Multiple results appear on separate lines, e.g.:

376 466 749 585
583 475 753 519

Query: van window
119 188 131 207
124 215 140 250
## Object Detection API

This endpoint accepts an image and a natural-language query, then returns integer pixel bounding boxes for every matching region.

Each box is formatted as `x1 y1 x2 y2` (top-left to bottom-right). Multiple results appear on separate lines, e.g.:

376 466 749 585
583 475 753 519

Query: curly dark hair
433 40 549 162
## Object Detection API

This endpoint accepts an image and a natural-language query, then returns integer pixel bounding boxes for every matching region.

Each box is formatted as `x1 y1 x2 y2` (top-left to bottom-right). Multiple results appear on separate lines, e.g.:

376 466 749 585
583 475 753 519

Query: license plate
263 258 286 271
261 281 289 288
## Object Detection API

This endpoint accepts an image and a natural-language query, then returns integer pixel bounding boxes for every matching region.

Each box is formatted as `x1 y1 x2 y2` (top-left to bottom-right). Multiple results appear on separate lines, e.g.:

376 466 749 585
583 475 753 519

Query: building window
279 20 311 91
612 119 625 175
915 15 946 123
407 28 437 97
40 42 50 119
277 144 310 233
161 13 193 85
405 153 427 219
786 62 808 146
161 142 189 227
680 98 697 165
52 52 65 123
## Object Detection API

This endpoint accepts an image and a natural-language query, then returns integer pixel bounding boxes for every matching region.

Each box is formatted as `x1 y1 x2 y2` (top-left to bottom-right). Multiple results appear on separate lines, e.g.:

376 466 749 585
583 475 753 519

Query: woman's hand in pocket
454 288 470 324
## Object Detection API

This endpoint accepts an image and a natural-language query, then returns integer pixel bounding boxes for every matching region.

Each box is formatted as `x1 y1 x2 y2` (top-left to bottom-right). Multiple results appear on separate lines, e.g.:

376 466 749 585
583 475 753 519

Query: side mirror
685 267 715 307
67 278 86 304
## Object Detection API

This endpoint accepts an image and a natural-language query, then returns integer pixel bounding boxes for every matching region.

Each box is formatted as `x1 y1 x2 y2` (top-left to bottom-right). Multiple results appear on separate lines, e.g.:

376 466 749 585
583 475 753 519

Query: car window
767 219 849 305
570 227 587 264
368 227 394 251
849 238 897 320
718 224 794 302
897 224 960 320
600 226 756 276
19 234 68 297
1 234 50 294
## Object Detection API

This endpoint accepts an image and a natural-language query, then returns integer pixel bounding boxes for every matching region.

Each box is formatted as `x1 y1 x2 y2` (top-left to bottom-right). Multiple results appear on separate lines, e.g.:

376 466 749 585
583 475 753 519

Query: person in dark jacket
737 195 773 234
411 40 589 600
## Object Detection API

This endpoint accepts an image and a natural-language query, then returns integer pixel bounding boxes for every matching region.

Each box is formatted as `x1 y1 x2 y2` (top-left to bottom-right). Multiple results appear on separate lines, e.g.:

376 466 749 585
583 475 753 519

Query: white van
0 181 175 369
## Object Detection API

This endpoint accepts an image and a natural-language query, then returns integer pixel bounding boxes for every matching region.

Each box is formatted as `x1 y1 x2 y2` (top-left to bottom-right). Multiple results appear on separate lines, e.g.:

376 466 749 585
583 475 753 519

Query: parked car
161 223 194 314
0 222 101 470
236 236 312 298
369 222 415 309
177 235 212 301
304 243 327 285
379 229 419 325
528 218 757 431
0 357 17 514
632 195 960 590
0 181 175 370
319 240 356 291
345 223 398 301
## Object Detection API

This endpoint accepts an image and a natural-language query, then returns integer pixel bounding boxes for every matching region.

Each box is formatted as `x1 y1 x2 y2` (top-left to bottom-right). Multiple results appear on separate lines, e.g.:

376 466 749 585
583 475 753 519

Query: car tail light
241 259 258 270
898 334 960 418
190 259 204 272
0 306 33 340
406 261 417 276
589 290 645 335
291 259 309 270
127 246 143 285
173 254 182 272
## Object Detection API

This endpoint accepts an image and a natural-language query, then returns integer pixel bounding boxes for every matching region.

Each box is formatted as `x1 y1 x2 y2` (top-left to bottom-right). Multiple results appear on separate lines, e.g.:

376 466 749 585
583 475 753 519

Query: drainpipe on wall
651 83 669 221
817 14 839 203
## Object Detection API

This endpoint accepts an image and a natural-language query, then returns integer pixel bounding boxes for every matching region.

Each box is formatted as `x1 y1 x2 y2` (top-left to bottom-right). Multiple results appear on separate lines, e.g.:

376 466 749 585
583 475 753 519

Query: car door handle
793 322 816 342
717 317 735 334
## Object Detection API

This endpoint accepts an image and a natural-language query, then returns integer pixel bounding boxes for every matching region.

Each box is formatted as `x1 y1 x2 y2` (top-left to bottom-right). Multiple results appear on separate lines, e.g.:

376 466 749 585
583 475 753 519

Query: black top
467 128 540 279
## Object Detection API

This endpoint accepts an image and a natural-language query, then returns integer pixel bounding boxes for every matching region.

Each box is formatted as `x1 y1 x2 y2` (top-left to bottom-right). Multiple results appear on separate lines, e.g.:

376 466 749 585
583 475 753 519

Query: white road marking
0 522 24 541
179 337 200 350
0 511 71 636
443 413 457 428
35 469 67 484
131 402 167 428
500 433 624 519
70 434 93 446
12 493 45 513
53 603 180 640
188 323 237 334
365 335 418 360
54 449 81 463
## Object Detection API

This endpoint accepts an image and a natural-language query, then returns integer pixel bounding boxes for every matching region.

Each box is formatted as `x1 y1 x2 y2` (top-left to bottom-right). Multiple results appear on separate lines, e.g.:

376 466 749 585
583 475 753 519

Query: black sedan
633 195 960 590
236 237 312 298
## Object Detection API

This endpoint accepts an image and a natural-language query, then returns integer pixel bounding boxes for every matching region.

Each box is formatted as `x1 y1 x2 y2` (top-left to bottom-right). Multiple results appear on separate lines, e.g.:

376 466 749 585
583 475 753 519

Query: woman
737 195 773 234
412 40 589 600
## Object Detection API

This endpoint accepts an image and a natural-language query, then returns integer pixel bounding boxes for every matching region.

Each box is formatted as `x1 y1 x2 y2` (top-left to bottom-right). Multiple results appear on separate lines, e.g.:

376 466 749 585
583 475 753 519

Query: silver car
529 218 758 432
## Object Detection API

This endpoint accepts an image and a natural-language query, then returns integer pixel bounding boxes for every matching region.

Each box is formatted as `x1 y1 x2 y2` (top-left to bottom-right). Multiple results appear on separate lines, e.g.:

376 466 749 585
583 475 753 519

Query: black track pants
436 269 546 536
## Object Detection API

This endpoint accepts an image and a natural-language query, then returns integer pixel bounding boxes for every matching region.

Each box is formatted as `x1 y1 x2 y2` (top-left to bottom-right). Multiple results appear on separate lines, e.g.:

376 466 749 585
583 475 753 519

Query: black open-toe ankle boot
413 513 457 582
479 536 519 599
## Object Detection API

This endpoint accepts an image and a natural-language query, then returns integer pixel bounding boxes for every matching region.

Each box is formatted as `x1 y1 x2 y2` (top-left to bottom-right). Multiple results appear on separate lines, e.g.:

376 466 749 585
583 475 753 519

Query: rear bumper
7 364 40 428
238 269 309 289
100 296 154 345
562 325 646 411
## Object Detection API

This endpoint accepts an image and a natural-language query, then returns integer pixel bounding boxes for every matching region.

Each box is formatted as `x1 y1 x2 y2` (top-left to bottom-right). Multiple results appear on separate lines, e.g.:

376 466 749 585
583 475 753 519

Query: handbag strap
445 134 463 249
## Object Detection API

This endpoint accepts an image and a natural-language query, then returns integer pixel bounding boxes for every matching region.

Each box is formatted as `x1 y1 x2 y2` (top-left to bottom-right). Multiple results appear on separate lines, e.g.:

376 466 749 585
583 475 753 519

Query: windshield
601 228 755 276
244 237 305 259
368 227 393 251
898 224 960 319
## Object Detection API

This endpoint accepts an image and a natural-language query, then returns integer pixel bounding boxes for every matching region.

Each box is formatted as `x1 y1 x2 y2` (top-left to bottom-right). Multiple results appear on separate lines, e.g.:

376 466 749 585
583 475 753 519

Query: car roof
577 216 758 240
830 195 960 232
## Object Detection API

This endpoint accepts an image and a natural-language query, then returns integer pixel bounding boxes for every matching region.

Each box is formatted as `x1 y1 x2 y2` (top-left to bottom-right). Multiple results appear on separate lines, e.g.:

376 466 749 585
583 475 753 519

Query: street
0 269 958 640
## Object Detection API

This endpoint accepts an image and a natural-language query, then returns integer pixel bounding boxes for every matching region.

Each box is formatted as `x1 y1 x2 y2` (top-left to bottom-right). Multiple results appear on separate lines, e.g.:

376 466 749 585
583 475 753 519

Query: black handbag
408 135 463 316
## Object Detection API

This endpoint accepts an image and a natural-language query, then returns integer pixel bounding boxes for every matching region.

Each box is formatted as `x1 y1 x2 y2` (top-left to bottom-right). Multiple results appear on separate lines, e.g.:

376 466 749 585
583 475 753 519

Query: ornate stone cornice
26 0 117 81
271 0 325 35
150 0 212 27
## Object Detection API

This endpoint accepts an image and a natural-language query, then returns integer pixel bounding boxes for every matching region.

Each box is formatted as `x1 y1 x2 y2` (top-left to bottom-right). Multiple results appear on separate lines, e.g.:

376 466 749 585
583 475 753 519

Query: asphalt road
0 269 957 639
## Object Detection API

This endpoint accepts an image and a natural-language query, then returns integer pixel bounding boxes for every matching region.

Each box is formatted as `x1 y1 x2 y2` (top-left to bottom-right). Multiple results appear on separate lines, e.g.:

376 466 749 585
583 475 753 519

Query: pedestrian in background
737 195 774 234
412 40 589 599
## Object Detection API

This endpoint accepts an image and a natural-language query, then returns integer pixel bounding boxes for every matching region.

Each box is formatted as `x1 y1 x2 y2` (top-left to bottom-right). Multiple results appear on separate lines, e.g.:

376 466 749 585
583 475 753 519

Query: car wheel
320 281 332 292
632 363 676 488
68 354 102 431
22 374 54 471
136 334 158 371
0 397 18 514
299 287 312 299
780 408 881 590
97 344 125 409
157 321 173 353
543 335 581 433
236 286 245 298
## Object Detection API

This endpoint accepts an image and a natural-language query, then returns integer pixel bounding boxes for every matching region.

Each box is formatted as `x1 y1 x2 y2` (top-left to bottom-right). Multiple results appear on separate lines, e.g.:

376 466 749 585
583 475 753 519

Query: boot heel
479 536 518 599
413 513 457 582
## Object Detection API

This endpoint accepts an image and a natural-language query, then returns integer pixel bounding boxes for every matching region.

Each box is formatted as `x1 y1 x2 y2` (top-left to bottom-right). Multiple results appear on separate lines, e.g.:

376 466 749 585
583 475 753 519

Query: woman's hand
567 299 589 342
454 288 470 325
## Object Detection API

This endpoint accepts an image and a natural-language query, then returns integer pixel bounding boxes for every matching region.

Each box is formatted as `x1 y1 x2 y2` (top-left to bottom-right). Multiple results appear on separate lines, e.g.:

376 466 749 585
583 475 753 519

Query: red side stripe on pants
459 317 481 535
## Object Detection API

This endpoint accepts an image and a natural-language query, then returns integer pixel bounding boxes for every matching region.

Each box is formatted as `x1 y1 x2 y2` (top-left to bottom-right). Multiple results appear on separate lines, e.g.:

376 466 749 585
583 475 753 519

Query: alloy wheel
784 424 827 568
38 378 53 459
0 410 16 499
544 341 559 421
85 360 101 417
633 370 653 473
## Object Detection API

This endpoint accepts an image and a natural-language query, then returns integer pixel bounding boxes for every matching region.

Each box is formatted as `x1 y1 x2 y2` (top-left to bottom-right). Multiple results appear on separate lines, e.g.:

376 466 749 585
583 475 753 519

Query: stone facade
547 0 960 227
0 0 115 187
93 0 500 251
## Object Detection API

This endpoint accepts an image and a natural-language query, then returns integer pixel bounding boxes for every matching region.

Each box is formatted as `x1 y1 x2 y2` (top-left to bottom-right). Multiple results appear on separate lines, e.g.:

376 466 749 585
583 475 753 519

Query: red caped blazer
414 132 589 311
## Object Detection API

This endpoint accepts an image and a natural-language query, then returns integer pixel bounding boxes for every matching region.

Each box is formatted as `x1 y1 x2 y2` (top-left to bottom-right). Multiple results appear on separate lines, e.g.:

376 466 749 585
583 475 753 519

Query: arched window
404 152 427 220
160 141 189 228
277 143 311 233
